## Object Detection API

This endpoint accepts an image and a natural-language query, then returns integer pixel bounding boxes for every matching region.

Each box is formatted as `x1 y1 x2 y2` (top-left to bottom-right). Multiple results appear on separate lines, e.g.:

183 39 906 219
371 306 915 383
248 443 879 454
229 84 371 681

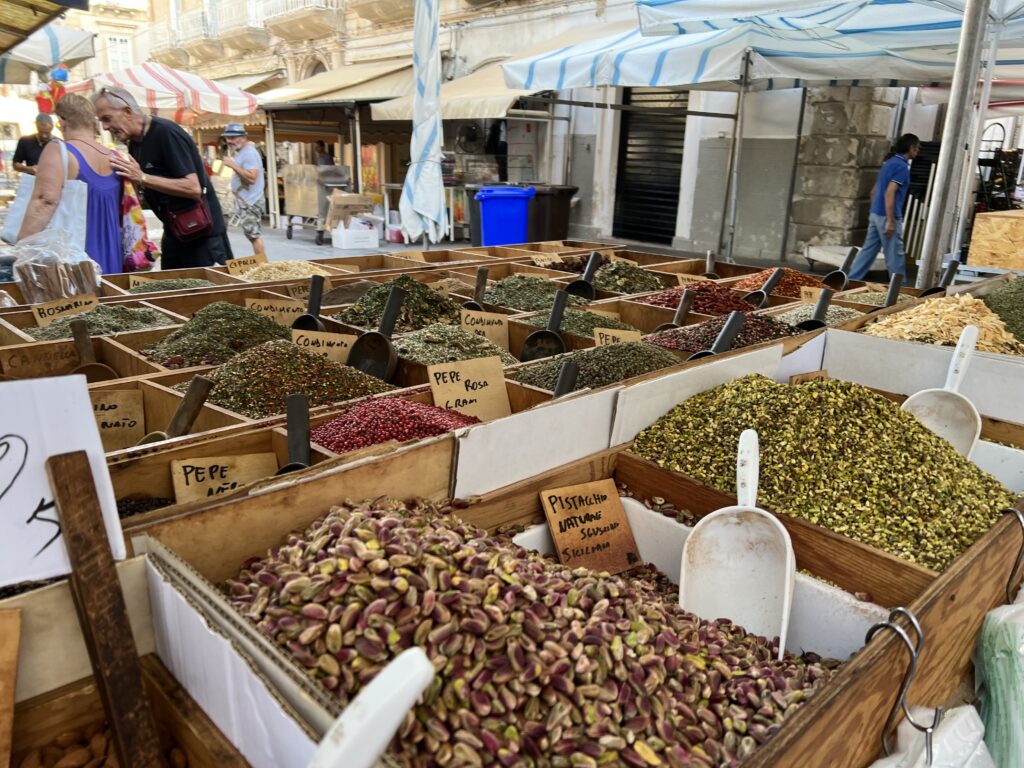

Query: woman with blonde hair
18 93 122 274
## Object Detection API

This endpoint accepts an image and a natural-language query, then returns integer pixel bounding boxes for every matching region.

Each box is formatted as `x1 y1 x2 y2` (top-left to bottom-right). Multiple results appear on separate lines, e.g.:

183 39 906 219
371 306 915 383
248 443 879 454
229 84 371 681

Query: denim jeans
849 212 906 280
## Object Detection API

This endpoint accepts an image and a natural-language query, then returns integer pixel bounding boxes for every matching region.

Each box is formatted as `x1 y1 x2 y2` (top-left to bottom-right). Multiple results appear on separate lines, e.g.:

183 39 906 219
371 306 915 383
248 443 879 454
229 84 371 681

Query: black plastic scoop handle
462 266 489 312
346 285 406 382
551 359 579 398
883 273 904 308
795 288 834 331
276 393 311 475
654 289 695 333
920 259 960 297
701 250 720 280
743 267 785 309
520 289 569 362
821 246 859 292
565 252 602 300
687 311 745 361
292 275 327 331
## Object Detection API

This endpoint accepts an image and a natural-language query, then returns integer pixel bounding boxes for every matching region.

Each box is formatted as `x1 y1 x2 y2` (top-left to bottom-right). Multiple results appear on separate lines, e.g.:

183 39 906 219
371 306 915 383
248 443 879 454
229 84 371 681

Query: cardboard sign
676 273 710 286
539 478 639 575
288 279 334 302
588 308 621 320
1 344 78 379
428 356 511 422
801 286 824 304
225 254 268 275
790 369 830 385
531 254 565 269
460 309 509 350
170 453 279 504
31 293 98 327
594 327 643 346
290 329 357 363
244 298 306 326
90 390 145 452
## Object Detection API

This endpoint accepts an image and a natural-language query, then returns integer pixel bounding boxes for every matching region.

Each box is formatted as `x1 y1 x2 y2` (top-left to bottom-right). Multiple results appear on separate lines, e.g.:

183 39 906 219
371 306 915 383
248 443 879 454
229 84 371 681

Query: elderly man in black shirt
92 86 233 269
12 114 54 175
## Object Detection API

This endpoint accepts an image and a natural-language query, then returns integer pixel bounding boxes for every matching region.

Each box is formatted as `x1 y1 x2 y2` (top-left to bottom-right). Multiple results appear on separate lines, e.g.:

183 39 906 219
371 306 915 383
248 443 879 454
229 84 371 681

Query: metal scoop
883 273 904 308
136 375 214 445
462 266 489 312
687 311 745 361
551 359 579 397
742 267 785 309
276 393 311 474
679 429 795 660
901 325 981 457
795 288 834 332
653 289 695 333
920 259 960 297
564 252 602 300
347 285 406 382
701 250 720 280
70 319 119 383
821 246 859 292
292 275 327 332
520 289 569 362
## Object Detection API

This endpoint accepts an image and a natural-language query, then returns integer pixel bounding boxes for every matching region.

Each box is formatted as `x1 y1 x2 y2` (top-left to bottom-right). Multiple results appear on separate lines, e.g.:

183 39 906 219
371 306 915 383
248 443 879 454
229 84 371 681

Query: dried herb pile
524 308 638 337
732 268 823 299
530 252 610 273
142 301 289 368
240 260 333 282
335 275 462 332
483 275 588 312
634 375 1016 570
26 304 176 341
645 315 796 354
394 324 516 366
848 290 913 307
227 498 834 767
192 340 393 418
510 342 679 392
311 398 479 453
774 304 863 327
592 261 664 294
982 277 1024 342
127 278 216 293
117 496 174 519
637 282 755 316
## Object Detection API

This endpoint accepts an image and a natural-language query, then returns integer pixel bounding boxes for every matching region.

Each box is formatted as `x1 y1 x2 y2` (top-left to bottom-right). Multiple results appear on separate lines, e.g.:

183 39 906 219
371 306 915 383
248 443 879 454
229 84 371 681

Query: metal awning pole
916 0 991 287
724 50 751 263
266 110 280 230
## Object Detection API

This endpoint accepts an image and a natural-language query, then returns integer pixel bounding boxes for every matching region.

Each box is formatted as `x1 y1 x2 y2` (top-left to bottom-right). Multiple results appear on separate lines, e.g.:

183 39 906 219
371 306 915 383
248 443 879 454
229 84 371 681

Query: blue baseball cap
221 123 247 137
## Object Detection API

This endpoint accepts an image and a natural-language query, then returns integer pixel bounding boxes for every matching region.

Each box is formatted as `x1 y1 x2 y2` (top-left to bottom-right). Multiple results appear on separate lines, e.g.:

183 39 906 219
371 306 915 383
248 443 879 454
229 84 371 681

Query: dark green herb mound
27 304 176 341
127 278 216 294
525 308 638 337
633 375 1016 570
394 323 516 366
483 274 588 312
983 277 1024 342
191 339 394 418
142 301 290 368
510 341 678 392
335 274 461 332
593 261 664 294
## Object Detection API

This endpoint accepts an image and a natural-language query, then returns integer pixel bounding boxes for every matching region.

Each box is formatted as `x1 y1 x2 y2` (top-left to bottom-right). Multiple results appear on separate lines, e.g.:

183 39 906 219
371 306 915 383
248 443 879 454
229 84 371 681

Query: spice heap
510 341 679 392
15 721 190 768
634 375 1016 570
863 294 1024 355
336 275 461 332
227 498 834 767
592 261 664 294
311 398 479 453
26 304 176 341
530 252 610 273
483 274 588 312
240 260 333 282
848 290 913 307
394 323 517 366
322 280 379 306
127 278 216 293
117 496 174 519
142 301 290 368
983 277 1024 341
637 282 755 316
732 268 823 299
525 308 638 337
193 340 393 418
645 315 796 354
774 304 863 327
427 277 474 296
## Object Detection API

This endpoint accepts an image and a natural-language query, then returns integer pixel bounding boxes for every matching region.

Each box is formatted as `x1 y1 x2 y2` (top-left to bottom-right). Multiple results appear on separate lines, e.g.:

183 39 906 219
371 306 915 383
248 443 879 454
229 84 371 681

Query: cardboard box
325 191 375 231
331 223 379 250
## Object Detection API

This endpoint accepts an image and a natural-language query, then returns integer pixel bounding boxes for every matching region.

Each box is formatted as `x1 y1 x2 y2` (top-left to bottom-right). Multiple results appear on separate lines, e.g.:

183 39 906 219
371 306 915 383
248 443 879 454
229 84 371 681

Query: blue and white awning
0 24 95 84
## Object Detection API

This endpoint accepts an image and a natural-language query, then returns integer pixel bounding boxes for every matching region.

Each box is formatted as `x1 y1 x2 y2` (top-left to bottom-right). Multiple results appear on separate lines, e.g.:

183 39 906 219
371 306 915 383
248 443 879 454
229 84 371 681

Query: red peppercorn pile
644 315 797 354
731 268 823 299
636 281 755 315
310 397 480 454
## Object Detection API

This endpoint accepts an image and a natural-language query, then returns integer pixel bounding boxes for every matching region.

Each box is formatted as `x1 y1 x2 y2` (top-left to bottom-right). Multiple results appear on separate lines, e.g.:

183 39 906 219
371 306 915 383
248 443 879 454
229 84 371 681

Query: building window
105 35 133 72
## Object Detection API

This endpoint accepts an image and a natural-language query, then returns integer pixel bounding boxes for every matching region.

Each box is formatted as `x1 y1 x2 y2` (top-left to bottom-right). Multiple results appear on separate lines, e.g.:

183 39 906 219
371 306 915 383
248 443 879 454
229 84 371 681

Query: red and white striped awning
67 62 259 124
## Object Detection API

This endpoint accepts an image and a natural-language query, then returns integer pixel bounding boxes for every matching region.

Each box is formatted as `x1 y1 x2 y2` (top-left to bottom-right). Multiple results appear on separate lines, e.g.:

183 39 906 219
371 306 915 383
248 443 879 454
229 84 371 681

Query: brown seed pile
226 498 835 768
731 268 823 299
16 722 189 768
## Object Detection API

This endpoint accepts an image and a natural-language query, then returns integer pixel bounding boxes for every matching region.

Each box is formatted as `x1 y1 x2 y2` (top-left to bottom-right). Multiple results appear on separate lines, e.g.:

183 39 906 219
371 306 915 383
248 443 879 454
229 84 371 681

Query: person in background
17 96 121 274
849 133 921 281
93 86 232 269
12 114 54 175
220 123 266 257
314 140 333 166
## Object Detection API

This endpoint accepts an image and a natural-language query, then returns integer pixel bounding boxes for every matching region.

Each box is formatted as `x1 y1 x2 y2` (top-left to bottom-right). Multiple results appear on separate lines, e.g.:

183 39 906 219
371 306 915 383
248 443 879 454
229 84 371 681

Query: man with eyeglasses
93 86 232 269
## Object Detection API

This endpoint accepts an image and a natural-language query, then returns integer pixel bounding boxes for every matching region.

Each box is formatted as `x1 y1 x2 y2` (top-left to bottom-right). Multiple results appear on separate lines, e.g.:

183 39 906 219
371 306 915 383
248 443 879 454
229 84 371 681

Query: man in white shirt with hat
220 123 266 257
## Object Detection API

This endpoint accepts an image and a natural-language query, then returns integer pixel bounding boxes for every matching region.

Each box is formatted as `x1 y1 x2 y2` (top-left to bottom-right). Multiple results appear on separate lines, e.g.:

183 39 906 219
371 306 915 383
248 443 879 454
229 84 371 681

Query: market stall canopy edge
0 0 87 56
0 24 95 84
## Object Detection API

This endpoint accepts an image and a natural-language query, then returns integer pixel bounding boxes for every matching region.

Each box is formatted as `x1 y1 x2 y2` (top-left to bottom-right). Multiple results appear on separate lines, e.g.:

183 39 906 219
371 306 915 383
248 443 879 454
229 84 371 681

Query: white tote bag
0 141 88 250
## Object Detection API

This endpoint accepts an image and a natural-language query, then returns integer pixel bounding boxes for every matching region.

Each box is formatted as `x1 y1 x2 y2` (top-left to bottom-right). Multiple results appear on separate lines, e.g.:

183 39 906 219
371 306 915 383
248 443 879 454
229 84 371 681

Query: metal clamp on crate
865 607 943 767
1005 507 1024 604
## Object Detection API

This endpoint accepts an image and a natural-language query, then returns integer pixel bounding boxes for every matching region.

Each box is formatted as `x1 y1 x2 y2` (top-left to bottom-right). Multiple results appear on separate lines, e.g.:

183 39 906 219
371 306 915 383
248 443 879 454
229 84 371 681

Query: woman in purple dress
17 94 122 274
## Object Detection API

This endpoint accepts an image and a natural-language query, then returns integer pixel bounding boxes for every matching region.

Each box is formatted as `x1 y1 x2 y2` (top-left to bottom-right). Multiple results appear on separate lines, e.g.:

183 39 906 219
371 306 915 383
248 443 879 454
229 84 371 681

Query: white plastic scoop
307 647 434 768
901 325 981 458
679 429 795 659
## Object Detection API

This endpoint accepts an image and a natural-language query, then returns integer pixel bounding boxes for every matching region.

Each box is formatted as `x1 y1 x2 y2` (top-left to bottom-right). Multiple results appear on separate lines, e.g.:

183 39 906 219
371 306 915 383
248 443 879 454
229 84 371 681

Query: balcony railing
181 9 218 42
150 21 180 51
217 0 264 32
258 0 343 20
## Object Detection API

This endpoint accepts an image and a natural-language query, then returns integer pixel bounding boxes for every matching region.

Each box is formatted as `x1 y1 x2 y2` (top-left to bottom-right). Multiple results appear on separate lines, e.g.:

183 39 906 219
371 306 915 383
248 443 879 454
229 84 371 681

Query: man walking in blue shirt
849 133 921 280
220 123 266 257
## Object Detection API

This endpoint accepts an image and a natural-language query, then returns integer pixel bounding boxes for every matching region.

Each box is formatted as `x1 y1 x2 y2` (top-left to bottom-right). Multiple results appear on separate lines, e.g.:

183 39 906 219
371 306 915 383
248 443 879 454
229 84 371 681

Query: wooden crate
968 209 1024 270
0 335 164 381
0 300 188 348
649 259 761 280
102 267 249 295
516 240 625 254
306 254 436 272
392 249 503 267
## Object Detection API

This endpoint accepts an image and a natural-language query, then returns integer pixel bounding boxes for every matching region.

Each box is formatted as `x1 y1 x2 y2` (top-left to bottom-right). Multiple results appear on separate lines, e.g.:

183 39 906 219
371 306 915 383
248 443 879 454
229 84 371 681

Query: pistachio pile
240 260 333 282
525 308 638 338
395 323 517 367
484 275 588 312
592 261 664 294
510 342 679 392
982 277 1024 342
227 498 835 767
634 375 1017 570
336 275 462 332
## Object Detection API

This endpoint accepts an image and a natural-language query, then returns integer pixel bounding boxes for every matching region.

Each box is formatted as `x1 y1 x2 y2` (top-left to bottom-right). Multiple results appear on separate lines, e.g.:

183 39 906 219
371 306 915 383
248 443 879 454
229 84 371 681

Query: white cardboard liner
514 498 888 660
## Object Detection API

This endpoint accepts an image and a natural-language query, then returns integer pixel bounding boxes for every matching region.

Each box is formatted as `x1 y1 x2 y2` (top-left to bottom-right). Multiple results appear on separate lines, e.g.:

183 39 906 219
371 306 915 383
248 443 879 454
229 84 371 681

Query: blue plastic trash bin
474 186 535 246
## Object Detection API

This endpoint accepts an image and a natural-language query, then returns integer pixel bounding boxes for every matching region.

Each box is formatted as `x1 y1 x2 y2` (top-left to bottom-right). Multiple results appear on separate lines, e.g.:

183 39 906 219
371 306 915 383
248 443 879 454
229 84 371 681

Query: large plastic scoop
701 250 720 280
462 266 489 312
276 393 311 475
742 267 785 309
70 319 118 383
307 647 434 768
347 285 406 382
520 289 569 362
653 289 695 333
564 252 602 300
292 275 327 332
795 287 834 332
883 273 904 308
679 429 795 659
551 359 579 397
920 259 960 297
901 325 981 457
687 310 745 361
136 375 214 445
821 246 859 292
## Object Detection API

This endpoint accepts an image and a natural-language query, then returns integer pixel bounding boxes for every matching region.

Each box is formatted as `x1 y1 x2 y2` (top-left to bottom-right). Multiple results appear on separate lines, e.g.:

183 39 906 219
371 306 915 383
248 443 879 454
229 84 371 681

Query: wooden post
0 609 20 768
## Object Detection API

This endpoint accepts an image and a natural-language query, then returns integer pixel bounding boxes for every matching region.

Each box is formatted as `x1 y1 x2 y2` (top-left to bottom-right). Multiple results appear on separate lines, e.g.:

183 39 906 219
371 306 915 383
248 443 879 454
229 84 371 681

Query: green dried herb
334 275 461 332
593 261 664 294
394 323 516 366
510 341 679 392
773 304 863 327
849 290 913 307
525 308 638 337
483 275 588 312
142 301 290 368
26 304 176 341
983 277 1024 342
127 278 216 294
